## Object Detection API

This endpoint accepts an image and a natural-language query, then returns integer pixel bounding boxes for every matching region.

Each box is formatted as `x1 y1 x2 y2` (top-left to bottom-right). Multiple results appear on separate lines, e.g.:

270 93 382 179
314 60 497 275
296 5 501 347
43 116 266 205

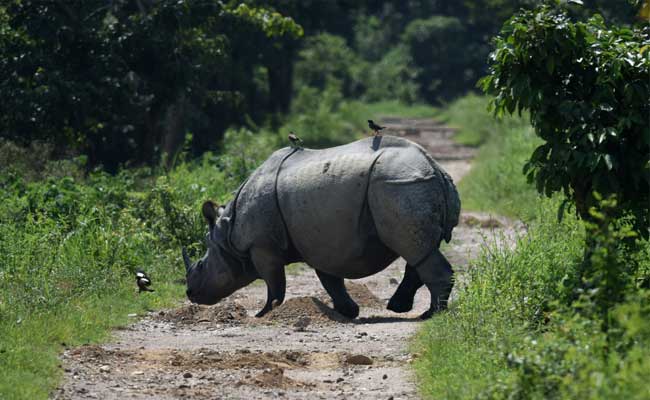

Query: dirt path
54 119 521 400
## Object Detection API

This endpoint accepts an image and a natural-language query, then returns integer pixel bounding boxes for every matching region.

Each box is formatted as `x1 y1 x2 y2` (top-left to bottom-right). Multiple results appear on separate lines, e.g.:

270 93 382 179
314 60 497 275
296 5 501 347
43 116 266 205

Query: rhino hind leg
387 264 423 313
315 270 360 319
414 249 454 319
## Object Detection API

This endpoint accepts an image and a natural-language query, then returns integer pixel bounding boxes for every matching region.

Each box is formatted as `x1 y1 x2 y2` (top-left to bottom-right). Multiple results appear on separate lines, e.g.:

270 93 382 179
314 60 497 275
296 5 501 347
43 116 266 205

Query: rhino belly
277 153 394 276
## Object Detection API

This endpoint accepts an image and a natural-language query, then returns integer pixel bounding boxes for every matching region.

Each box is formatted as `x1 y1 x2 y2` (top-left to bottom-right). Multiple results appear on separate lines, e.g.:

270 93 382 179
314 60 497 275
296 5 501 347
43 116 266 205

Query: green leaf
546 57 555 74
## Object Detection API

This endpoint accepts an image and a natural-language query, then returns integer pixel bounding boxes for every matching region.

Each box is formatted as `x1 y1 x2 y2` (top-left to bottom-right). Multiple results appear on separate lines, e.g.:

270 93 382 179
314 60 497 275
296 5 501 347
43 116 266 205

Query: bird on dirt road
288 131 303 148
368 120 385 136
136 270 154 293
293 316 311 332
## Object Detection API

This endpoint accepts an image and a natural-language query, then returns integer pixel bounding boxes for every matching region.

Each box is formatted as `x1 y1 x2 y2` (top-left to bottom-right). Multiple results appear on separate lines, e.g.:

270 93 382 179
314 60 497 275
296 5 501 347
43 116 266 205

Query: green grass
458 124 544 220
437 94 543 220
361 100 440 119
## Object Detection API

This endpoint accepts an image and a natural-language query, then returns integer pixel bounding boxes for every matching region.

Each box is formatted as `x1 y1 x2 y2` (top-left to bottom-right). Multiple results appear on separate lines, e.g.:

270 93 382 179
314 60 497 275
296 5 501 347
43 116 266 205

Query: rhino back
276 147 381 270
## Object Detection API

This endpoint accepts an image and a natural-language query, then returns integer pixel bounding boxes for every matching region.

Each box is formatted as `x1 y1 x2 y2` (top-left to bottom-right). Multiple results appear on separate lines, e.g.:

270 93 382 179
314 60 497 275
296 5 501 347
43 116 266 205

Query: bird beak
182 247 191 272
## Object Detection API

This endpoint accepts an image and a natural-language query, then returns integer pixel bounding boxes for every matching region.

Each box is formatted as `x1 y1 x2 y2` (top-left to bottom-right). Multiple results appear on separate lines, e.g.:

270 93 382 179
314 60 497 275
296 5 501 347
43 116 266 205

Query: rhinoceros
182 135 460 319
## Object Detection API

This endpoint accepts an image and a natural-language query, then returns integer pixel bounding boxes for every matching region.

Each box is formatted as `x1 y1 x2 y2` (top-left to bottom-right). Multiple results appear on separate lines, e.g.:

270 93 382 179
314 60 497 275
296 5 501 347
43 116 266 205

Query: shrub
481 4 650 236
363 45 420 104
401 16 471 102
293 33 367 98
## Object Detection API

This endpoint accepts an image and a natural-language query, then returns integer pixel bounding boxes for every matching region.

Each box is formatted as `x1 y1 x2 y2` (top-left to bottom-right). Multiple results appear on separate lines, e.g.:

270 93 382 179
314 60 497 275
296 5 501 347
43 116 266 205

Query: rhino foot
334 301 359 319
386 297 414 313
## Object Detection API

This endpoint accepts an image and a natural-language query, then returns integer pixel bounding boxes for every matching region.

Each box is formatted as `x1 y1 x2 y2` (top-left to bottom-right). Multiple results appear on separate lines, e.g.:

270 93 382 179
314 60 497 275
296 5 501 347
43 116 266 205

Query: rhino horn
182 247 191 272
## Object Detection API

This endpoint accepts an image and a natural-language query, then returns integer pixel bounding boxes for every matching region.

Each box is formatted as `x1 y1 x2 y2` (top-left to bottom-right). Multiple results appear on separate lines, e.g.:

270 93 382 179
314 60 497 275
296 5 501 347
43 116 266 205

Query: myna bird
288 131 303 148
368 120 385 136
136 270 154 293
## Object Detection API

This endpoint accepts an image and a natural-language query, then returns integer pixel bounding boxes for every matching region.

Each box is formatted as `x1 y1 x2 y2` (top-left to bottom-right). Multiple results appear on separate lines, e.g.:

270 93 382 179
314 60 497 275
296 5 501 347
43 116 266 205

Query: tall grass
439 94 543 220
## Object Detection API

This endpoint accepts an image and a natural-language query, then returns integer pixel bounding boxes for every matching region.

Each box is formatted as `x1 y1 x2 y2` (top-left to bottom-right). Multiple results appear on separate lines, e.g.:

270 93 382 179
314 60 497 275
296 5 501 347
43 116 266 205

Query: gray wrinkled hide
226 136 459 279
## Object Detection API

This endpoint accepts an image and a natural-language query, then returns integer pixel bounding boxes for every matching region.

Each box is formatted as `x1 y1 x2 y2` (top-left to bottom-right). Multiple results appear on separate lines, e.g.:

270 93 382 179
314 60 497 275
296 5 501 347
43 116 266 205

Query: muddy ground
54 119 522 400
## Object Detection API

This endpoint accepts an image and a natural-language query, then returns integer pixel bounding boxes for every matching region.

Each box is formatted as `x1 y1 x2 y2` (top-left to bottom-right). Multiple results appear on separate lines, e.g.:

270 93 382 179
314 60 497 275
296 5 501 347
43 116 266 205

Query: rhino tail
440 170 460 243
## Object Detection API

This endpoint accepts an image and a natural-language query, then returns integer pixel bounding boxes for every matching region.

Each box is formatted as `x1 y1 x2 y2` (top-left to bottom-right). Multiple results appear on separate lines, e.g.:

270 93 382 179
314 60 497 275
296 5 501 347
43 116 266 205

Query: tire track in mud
54 119 522 400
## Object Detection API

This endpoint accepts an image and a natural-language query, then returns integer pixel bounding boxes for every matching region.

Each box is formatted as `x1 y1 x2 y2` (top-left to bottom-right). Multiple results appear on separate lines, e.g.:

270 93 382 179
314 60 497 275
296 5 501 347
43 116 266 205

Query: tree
0 0 301 170
481 3 649 237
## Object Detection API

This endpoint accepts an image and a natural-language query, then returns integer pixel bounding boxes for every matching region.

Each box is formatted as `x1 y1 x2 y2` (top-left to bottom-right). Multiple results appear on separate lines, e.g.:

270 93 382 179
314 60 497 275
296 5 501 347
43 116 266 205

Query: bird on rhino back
182 135 460 319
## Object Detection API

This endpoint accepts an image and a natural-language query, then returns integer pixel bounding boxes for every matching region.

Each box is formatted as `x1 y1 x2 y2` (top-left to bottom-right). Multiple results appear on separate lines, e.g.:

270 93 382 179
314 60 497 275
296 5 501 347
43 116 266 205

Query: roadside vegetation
415 3 650 399
1 1 646 399
0 97 436 398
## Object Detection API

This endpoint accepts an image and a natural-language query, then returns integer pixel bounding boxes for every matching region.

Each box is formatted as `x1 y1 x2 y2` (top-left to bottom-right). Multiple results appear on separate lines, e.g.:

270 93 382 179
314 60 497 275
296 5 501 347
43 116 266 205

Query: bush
401 16 472 102
481 4 650 236
363 45 420 104
0 147 256 397
294 33 367 98
284 83 366 147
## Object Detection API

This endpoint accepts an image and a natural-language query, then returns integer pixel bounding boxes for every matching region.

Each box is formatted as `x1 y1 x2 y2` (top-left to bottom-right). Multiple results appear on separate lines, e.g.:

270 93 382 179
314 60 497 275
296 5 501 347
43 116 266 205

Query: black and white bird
368 120 385 136
136 270 154 293
288 131 303 148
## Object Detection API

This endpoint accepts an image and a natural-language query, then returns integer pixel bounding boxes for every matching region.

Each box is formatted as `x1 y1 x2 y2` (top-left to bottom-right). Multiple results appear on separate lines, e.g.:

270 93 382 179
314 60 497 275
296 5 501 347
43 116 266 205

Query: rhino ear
202 201 218 228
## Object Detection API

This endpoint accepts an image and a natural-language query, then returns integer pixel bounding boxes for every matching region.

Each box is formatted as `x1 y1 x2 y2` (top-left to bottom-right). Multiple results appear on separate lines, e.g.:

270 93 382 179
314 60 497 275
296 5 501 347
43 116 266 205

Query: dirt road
54 119 520 400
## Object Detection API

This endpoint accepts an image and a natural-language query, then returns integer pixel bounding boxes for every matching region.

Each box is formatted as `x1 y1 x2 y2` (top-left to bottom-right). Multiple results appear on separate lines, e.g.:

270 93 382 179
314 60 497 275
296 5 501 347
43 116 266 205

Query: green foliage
363 44 420 104
485 293 650 399
217 127 282 186
353 14 393 62
283 83 367 147
401 16 471 102
415 200 586 398
415 195 650 399
442 95 540 219
0 146 255 397
294 33 366 97
481 4 650 236
577 195 640 329
0 0 301 169
440 94 529 146
417 90 650 399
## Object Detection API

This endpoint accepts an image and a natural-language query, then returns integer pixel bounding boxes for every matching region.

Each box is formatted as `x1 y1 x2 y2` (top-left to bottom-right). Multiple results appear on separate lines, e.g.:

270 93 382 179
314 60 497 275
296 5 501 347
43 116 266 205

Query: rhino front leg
414 249 454 319
251 249 286 318
315 270 359 319
387 264 423 313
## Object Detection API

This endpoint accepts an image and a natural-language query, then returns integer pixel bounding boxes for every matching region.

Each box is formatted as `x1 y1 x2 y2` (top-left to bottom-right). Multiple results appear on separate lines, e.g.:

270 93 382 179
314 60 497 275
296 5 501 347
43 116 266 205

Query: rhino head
182 201 257 305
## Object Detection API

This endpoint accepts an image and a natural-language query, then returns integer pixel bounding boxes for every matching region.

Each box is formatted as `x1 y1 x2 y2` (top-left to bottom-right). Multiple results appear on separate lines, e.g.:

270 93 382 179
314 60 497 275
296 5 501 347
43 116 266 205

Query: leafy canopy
481 4 650 237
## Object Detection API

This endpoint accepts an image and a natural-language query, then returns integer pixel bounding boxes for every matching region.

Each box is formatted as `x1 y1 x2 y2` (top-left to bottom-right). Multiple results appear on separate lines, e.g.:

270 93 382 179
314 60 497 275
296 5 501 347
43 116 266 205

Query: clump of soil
157 300 248 325
345 282 384 309
164 349 309 371
462 214 503 229
263 297 350 325
245 366 310 389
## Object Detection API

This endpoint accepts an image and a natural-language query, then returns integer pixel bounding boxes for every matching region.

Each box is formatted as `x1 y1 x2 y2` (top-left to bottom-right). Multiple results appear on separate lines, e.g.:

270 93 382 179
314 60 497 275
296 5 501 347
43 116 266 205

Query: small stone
336 377 344 383
99 365 111 373
131 370 144 376
183 372 193 379
323 379 333 383
389 278 399 285
382 374 388 380
178 384 190 389
346 354 373 365
388 397 394 400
